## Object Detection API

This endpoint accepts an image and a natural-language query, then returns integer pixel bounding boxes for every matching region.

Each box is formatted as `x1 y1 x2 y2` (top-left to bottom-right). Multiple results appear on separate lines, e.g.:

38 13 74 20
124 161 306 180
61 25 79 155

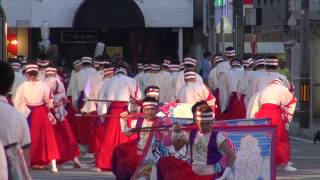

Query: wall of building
1 0 193 28
17 28 29 57
254 0 287 27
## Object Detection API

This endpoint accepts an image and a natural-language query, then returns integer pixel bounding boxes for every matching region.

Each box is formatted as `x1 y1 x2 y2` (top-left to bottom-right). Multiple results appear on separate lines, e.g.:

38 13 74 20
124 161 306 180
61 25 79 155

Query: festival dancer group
1 45 297 179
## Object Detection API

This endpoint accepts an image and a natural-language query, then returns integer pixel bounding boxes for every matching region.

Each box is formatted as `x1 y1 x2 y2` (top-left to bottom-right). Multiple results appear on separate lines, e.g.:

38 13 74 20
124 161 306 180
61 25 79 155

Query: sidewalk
290 117 320 139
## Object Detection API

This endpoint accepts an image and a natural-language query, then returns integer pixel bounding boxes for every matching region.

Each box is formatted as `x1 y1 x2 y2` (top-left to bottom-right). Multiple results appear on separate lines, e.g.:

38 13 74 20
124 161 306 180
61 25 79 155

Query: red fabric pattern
228 92 246 119
29 105 60 166
95 102 132 170
65 97 80 142
157 156 217 180
255 103 290 165
112 141 141 180
53 119 80 164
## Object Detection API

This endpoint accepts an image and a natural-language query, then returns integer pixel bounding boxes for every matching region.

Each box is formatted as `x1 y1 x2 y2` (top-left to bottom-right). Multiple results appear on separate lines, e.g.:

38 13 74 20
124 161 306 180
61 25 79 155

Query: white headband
195 111 215 121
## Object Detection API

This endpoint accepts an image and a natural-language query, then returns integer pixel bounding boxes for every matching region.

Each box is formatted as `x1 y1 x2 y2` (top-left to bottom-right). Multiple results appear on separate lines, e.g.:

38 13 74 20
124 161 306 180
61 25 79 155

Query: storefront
2 0 193 69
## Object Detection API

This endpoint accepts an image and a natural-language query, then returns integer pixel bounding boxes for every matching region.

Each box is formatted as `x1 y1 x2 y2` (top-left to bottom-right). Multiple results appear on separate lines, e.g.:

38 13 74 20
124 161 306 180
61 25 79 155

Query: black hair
203 51 212 58
102 63 113 69
143 96 158 103
230 58 242 67
266 55 278 70
114 64 128 74
81 62 92 66
0 61 15 95
225 46 235 51
191 101 210 114
27 70 38 77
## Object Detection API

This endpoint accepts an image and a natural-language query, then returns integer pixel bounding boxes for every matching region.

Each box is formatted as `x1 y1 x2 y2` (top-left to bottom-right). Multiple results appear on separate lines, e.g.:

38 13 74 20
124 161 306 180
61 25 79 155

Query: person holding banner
254 78 297 171
157 101 236 180
112 97 159 179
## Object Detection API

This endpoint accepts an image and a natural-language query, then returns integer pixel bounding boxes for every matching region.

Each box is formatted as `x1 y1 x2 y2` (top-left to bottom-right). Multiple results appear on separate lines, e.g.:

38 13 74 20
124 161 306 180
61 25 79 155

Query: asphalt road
31 136 320 180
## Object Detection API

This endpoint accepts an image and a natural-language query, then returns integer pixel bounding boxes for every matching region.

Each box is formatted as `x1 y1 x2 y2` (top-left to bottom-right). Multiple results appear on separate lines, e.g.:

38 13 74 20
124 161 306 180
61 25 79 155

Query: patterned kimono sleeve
281 88 297 123
129 79 142 101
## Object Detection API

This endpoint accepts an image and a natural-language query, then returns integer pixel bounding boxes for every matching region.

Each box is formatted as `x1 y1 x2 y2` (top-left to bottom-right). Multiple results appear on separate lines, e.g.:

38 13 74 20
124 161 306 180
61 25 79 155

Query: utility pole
0 6 6 61
233 0 244 58
208 0 216 54
300 0 312 128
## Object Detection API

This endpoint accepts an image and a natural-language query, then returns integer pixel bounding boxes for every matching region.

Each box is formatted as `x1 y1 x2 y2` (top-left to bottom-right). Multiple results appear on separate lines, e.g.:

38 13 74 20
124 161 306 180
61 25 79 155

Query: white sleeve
281 88 297 122
43 83 53 108
67 71 76 96
216 132 227 147
247 92 261 119
97 82 109 115
172 131 188 142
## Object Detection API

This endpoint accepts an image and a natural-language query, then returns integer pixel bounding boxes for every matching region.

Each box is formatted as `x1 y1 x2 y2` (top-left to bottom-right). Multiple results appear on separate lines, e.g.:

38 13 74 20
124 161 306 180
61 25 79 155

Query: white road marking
290 136 313 143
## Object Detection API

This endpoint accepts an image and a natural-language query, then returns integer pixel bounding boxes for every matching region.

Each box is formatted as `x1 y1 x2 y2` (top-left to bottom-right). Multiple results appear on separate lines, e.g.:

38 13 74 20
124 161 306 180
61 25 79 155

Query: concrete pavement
31 136 320 180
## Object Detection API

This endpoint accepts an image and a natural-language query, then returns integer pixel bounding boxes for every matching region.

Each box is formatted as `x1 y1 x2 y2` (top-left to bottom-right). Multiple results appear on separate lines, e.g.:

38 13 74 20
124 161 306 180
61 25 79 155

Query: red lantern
7 34 18 56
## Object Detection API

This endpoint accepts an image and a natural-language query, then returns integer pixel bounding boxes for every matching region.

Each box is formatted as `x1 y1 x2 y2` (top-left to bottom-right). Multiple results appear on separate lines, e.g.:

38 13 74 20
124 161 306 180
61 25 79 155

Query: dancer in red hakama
254 78 297 171
14 63 60 172
44 67 81 167
112 97 159 179
95 64 141 171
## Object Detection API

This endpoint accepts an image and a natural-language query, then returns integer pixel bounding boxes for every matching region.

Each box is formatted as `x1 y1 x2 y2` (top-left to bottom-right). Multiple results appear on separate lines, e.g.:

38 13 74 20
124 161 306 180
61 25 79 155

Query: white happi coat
215 61 231 112
243 70 256 107
139 72 163 96
10 71 26 98
171 71 203 100
157 71 173 103
67 70 78 101
249 70 267 99
134 71 145 94
44 76 68 121
208 67 219 91
73 66 96 107
13 80 53 118
248 82 296 123
85 70 104 97
177 81 215 107
228 68 248 99
98 74 142 114
82 76 111 113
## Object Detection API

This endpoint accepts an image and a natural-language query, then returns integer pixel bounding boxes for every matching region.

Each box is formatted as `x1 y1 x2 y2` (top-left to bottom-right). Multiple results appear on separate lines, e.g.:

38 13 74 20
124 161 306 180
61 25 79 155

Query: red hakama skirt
157 156 217 180
95 102 132 170
53 119 80 164
87 111 104 154
65 97 80 142
255 103 290 165
27 105 60 166
112 141 141 179
228 92 246 119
